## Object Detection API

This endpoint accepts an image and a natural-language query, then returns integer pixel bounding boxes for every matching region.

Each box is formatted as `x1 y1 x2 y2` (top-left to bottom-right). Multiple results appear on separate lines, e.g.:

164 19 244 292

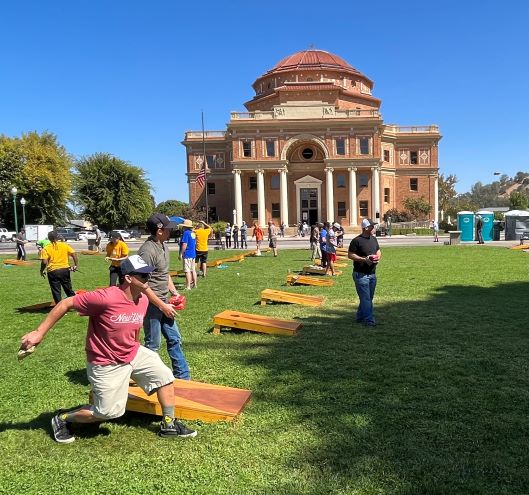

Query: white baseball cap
361 218 377 229
120 255 155 275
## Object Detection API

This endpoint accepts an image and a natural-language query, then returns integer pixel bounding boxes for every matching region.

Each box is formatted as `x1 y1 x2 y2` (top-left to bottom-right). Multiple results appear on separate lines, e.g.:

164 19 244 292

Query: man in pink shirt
20 255 197 443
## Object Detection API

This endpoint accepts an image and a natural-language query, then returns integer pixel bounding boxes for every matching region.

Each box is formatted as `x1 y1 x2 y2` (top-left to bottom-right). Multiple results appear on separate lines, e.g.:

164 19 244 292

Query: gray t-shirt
138 236 170 300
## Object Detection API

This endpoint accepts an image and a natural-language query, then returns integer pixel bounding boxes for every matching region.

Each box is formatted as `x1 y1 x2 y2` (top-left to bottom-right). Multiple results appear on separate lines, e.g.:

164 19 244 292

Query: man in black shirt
348 218 382 326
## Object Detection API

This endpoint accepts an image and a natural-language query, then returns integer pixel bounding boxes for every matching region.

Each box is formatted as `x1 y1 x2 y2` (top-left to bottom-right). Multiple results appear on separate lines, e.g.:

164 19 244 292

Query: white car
111 229 131 239
77 231 97 241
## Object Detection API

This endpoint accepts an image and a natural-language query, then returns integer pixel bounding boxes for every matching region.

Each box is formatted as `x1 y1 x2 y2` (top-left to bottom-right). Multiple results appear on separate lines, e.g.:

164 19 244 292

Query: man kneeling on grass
20 255 197 444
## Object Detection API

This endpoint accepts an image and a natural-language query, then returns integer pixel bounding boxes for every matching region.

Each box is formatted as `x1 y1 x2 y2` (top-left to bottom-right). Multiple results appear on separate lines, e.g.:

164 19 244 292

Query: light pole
20 197 27 227
11 187 18 233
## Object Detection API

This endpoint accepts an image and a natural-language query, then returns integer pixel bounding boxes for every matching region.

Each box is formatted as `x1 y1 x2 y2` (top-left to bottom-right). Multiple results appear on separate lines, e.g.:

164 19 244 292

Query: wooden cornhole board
80 250 104 256
219 254 245 263
206 259 223 268
302 266 342 276
213 310 302 336
3 259 35 266
336 248 349 256
511 244 529 250
336 255 348 261
17 289 89 311
314 259 347 267
90 379 252 423
287 274 335 287
260 289 324 307
169 270 185 277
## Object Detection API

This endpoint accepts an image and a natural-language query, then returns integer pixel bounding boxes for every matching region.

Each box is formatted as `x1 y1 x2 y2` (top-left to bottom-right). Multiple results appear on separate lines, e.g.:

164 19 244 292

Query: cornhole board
90 379 252 423
213 310 302 336
336 248 349 255
260 289 324 307
511 244 529 250
314 259 347 267
206 259 223 268
169 270 186 277
80 250 104 255
287 274 335 287
3 259 35 266
17 289 88 311
336 255 348 261
219 254 245 263
302 266 342 276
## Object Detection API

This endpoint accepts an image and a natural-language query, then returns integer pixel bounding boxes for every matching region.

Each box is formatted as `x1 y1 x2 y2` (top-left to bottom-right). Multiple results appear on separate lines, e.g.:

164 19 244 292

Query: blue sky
1 0 527 202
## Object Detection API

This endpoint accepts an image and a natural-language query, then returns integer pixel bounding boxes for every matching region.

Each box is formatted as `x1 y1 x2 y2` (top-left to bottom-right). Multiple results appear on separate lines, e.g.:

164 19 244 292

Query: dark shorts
195 251 208 264
269 238 277 248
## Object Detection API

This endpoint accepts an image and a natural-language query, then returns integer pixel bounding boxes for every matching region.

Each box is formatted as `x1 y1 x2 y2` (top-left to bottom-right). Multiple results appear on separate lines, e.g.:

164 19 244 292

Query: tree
0 132 73 226
403 196 432 220
438 173 458 213
156 200 189 217
509 190 529 210
74 153 153 232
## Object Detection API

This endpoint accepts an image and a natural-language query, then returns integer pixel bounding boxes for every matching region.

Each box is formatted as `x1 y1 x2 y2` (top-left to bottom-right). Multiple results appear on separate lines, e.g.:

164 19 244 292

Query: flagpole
201 111 209 223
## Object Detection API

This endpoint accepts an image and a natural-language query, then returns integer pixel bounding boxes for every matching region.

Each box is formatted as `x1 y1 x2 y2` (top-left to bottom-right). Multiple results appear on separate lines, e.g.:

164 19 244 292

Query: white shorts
87 346 174 420
183 257 196 273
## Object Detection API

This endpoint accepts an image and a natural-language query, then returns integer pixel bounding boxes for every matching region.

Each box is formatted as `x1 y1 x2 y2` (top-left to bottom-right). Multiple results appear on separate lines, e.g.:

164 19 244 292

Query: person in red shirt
252 222 264 256
20 255 197 444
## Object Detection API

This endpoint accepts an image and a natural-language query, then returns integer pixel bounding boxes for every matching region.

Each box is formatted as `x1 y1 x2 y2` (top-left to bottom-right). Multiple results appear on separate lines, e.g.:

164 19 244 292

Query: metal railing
230 109 381 120
185 131 226 139
385 125 439 133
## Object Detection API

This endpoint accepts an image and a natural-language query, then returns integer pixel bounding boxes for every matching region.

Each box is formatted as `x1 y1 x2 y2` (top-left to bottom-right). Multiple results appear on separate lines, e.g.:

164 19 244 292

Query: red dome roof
262 49 365 78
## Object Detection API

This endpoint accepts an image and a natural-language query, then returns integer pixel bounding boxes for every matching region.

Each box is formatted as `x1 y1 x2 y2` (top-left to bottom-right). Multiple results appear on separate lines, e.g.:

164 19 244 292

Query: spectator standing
240 221 248 249
430 220 439 242
36 238 51 258
94 225 102 252
16 228 28 261
20 255 196 443
334 222 345 248
194 220 212 277
40 231 79 304
310 224 321 262
348 218 382 327
319 222 328 268
476 215 484 244
138 213 190 380
232 225 239 249
268 221 278 257
252 222 264 256
179 219 198 290
225 223 232 248
324 222 337 276
105 232 129 286
280 221 286 238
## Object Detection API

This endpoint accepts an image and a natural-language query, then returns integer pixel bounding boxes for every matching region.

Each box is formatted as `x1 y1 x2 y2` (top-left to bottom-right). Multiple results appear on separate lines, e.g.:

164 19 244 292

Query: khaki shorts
87 346 174 420
183 257 196 273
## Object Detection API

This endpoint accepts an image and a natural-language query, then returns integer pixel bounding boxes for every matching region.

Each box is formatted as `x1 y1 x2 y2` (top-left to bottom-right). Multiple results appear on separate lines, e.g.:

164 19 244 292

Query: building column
348 166 357 226
256 169 266 227
434 176 439 222
279 167 289 226
325 167 334 222
371 166 380 220
232 169 243 227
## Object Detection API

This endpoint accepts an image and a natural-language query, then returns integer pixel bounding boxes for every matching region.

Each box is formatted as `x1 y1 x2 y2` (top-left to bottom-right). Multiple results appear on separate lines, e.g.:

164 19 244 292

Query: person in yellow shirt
194 220 212 277
105 232 130 286
40 231 79 304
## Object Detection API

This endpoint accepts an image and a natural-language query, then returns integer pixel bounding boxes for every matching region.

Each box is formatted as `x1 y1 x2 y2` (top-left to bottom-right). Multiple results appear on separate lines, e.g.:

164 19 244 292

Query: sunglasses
130 272 150 280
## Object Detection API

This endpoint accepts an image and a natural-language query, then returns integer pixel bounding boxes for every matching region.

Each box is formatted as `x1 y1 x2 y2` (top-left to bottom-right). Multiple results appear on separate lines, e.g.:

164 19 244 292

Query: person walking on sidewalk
16 228 28 261
20 255 197 443
268 220 278 257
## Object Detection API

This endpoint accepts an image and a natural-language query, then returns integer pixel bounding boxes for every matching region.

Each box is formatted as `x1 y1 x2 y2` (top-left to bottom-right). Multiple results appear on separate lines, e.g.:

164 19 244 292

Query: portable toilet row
504 210 529 240
456 211 494 242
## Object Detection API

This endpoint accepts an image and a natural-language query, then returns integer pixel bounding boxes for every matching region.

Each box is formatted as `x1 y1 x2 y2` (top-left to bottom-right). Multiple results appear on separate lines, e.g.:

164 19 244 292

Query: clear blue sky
1 0 527 202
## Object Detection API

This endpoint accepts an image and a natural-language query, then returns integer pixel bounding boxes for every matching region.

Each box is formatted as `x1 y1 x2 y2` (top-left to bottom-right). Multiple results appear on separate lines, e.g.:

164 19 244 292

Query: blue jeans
143 303 190 379
353 272 377 324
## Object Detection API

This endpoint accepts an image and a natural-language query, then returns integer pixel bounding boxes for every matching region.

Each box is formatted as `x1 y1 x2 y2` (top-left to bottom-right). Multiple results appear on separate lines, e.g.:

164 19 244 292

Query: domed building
183 49 441 229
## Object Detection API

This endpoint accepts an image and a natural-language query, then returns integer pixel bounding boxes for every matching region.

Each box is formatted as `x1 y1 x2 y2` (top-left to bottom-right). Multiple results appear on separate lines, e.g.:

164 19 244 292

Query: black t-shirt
349 234 380 274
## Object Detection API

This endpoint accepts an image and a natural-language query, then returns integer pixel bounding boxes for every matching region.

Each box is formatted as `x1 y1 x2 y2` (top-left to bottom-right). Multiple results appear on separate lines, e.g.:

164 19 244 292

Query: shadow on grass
65 368 90 386
232 281 529 494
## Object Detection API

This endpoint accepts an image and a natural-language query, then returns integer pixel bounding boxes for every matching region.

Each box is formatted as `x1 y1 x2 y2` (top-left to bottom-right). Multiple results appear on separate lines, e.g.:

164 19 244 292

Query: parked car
77 230 97 241
56 228 80 241
110 229 131 240
0 228 16 242
127 229 142 240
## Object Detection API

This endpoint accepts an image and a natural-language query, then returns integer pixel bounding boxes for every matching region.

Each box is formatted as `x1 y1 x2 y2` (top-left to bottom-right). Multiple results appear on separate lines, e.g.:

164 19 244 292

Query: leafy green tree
509 190 529 210
74 153 152 232
438 173 458 214
0 132 73 226
403 196 432 220
156 200 189 217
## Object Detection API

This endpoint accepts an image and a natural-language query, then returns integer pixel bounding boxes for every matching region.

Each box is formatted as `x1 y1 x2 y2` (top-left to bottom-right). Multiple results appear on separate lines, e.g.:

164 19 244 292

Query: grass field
0 245 528 495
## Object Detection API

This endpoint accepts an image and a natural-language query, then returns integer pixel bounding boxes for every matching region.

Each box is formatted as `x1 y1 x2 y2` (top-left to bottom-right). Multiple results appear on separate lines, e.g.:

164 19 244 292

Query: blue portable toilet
457 211 475 241
476 210 494 241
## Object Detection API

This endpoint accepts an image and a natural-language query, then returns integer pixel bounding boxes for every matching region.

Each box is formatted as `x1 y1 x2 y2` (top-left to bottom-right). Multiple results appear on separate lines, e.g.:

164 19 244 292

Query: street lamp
20 197 27 227
10 187 18 233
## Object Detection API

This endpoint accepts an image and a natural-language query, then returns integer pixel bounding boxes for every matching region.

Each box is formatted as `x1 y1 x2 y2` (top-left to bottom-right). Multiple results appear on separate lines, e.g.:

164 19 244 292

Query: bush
439 220 457 232
383 209 413 222
391 228 432 236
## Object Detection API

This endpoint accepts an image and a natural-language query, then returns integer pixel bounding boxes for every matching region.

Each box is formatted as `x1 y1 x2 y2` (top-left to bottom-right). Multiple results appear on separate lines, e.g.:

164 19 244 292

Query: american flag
196 165 206 187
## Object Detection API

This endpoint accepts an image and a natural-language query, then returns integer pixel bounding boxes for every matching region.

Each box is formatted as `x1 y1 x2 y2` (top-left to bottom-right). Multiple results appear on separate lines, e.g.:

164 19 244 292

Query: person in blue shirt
318 222 328 268
179 219 197 290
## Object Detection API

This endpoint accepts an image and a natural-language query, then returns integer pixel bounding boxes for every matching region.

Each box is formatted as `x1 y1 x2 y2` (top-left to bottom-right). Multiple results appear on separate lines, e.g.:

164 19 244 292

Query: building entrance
300 188 319 225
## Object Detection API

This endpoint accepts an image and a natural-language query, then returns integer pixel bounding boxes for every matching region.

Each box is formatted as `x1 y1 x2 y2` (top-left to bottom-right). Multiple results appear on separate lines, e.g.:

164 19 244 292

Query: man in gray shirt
138 213 190 379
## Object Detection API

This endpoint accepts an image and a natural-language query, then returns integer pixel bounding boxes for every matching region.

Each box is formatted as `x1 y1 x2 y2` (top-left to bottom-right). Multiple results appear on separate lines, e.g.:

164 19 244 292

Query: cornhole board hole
287 274 335 287
206 259 223 268
213 310 302 336
302 266 342 276
3 259 34 266
260 289 324 307
90 379 252 423
314 259 347 267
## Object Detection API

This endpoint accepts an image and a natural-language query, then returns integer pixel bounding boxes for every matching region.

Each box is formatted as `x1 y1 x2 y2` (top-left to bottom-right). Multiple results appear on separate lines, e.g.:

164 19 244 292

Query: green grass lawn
0 246 528 495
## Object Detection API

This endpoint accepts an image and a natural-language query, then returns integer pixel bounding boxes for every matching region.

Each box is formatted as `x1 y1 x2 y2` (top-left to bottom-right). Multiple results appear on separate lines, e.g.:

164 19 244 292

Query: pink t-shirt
73 287 149 365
